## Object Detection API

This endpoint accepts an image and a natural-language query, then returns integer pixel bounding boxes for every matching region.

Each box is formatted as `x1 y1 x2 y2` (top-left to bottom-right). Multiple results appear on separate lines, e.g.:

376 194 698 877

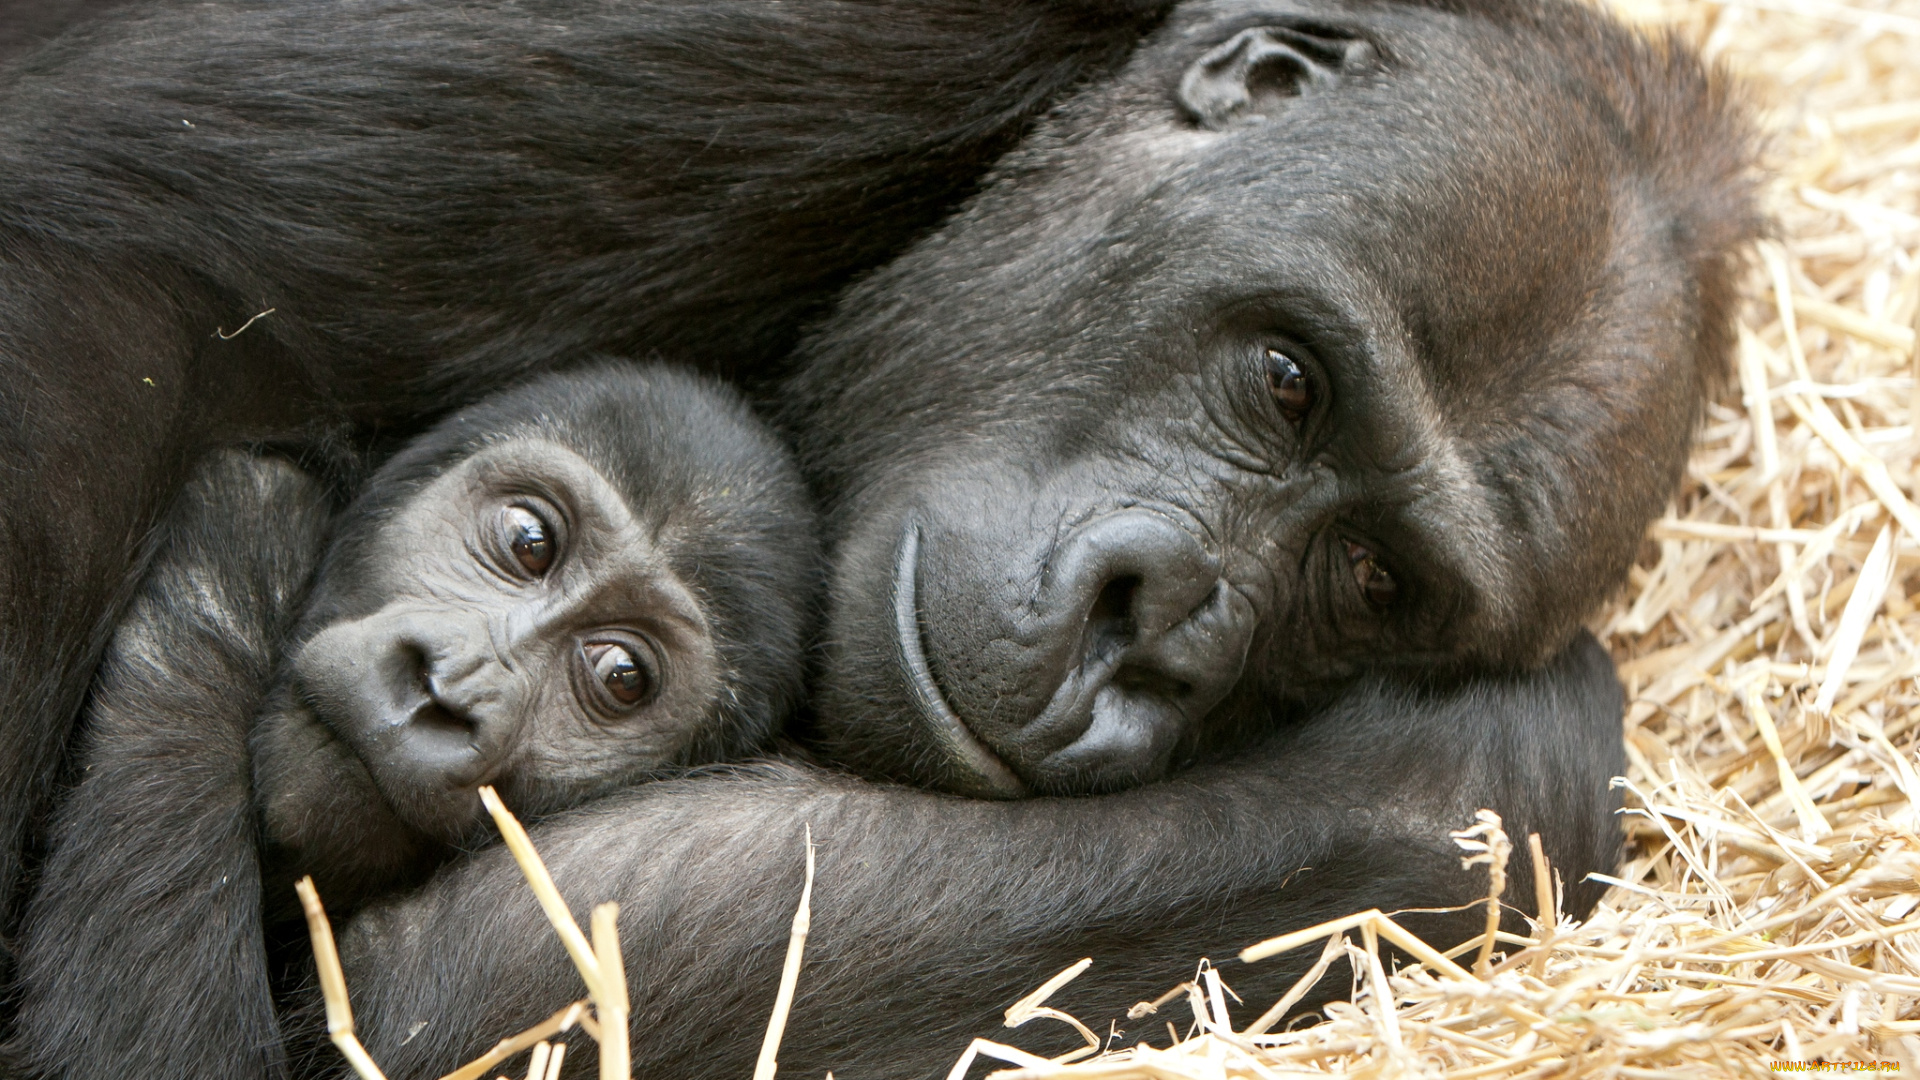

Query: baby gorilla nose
394 666 495 788
377 641 517 798
901 508 1257 794
298 621 519 840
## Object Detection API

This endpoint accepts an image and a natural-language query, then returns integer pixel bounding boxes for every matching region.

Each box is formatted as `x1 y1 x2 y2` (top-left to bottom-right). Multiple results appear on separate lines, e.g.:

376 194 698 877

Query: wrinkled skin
271 438 727 846
11 366 818 1080
791 0 1753 795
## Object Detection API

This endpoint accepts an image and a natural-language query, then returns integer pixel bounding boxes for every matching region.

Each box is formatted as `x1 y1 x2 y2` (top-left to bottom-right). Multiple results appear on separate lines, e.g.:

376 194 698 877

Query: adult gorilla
0 0 1176 931
305 0 1754 1076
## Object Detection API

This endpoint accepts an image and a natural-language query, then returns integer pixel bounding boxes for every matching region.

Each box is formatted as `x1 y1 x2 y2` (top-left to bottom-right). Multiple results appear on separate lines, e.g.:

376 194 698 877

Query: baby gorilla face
291 439 724 839
252 365 815 902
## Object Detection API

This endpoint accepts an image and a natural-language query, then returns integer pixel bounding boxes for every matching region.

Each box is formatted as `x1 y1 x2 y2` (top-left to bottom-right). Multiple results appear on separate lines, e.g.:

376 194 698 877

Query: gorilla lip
891 519 1029 798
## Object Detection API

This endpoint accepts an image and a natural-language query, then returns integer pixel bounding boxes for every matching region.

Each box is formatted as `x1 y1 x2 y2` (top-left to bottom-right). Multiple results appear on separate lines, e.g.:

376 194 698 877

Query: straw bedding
312 0 1920 1075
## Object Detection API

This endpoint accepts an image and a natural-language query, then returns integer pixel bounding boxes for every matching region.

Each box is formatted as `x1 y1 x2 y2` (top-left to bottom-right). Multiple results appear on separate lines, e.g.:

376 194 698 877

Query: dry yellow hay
950 0 1920 1075
307 1 1920 1076
302 789 817 1080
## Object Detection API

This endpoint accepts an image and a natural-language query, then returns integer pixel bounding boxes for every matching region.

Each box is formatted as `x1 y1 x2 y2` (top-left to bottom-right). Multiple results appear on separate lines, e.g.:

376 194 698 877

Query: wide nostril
393 641 486 758
398 640 430 676
1086 575 1140 654
409 697 476 738
390 688 492 791
1110 663 1190 701
1050 511 1220 645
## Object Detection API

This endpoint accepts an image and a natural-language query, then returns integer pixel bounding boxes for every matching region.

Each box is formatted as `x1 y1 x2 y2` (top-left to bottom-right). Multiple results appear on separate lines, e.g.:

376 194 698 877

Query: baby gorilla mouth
892 510 1258 796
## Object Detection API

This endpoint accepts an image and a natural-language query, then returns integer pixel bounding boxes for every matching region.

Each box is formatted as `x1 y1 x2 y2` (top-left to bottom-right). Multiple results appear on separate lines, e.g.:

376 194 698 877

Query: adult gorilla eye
504 506 554 576
1265 347 1313 423
1345 540 1399 609
583 640 655 707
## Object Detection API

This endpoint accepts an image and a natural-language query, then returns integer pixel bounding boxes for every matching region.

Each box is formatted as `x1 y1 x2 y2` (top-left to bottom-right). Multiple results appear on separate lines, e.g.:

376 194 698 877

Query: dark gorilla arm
306 637 1623 1080
10 453 331 1080
0 0 1172 936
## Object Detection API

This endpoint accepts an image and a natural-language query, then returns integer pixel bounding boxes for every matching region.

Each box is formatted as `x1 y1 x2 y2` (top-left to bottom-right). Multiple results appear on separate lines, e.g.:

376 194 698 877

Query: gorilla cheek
810 502 997 791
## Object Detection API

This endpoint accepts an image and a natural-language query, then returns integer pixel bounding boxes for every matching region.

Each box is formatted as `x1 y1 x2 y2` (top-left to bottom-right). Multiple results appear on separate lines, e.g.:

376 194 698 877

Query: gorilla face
287 439 725 839
791 0 1754 795
253 366 816 892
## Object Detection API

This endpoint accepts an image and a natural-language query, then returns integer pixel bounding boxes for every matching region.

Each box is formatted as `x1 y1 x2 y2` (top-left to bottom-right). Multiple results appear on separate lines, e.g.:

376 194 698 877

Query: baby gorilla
249 366 816 908
8 364 816 1079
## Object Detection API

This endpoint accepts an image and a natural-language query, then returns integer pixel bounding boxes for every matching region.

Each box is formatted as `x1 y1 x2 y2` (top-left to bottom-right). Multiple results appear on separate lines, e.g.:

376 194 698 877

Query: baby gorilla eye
1265 347 1313 423
582 639 656 708
503 506 554 576
1344 540 1399 610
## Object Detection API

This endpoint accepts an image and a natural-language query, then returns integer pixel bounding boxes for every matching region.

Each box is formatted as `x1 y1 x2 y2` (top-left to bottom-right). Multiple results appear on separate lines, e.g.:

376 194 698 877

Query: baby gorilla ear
1176 24 1377 129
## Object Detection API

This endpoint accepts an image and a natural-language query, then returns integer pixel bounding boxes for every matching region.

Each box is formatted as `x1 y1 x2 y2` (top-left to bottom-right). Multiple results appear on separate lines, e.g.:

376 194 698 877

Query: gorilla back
0 0 1174 934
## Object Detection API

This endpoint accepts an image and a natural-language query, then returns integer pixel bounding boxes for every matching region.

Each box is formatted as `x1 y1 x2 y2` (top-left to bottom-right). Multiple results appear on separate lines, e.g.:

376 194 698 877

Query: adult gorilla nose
901 507 1257 794
1018 510 1256 789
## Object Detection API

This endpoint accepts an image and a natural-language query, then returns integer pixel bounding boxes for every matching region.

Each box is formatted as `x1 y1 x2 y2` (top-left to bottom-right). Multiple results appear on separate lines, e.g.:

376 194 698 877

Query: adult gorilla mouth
892 520 1031 798
891 510 1256 796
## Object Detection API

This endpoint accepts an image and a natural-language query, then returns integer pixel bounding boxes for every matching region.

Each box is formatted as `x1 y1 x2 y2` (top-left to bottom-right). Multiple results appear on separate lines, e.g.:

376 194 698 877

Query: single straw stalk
437 1003 587 1080
752 824 816 1080
296 877 389 1080
478 786 630 1080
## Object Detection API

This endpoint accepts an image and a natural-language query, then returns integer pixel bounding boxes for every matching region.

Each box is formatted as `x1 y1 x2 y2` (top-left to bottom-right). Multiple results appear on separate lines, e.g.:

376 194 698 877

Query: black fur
0 0 127 59
12 453 328 1080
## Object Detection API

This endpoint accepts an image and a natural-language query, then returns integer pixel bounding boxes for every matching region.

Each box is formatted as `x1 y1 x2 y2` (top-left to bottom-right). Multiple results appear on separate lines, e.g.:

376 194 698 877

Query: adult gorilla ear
1177 24 1377 129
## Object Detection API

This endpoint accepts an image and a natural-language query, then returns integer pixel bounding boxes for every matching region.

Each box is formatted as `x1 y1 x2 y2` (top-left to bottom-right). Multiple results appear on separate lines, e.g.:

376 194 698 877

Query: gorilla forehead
308 362 811 636
361 364 788 521
825 0 1737 419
